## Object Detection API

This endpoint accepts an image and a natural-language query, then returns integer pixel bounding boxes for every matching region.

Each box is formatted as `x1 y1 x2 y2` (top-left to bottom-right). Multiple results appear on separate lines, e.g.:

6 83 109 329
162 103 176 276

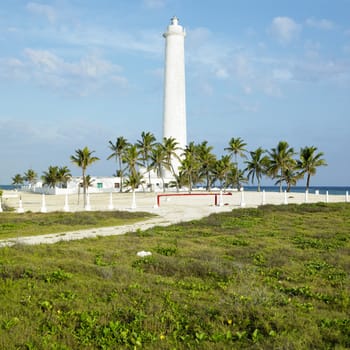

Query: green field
0 211 155 240
0 203 349 349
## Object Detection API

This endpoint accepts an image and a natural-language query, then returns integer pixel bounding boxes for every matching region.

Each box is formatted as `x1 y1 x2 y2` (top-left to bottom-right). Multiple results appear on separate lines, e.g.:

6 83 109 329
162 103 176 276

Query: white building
21 175 168 195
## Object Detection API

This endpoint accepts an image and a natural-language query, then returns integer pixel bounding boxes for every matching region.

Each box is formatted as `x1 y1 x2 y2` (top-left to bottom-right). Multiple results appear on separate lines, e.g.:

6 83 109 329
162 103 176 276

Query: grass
0 211 155 239
0 202 349 349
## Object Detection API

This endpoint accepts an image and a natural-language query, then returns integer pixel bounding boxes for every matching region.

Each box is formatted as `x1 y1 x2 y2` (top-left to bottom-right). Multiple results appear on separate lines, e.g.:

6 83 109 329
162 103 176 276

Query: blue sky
0 0 349 186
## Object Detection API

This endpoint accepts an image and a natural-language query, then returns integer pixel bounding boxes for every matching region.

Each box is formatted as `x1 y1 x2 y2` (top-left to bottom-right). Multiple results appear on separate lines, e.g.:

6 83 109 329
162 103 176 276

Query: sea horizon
243 185 350 196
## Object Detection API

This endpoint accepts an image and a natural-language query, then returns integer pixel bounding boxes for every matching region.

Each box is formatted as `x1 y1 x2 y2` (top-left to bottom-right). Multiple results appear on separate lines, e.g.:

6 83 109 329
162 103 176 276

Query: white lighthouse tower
163 16 187 174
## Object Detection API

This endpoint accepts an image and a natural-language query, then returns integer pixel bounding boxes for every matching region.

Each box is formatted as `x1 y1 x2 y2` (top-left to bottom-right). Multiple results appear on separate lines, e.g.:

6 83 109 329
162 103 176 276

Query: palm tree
244 147 270 192
225 137 247 189
180 142 201 193
76 175 95 204
275 168 303 192
84 175 95 188
267 141 296 192
225 137 247 164
196 141 216 191
226 167 248 189
149 144 167 191
12 174 24 190
42 166 59 189
163 136 181 180
297 146 327 191
136 131 156 190
122 144 143 179
169 171 189 190
124 171 144 192
57 166 72 188
107 136 129 192
70 147 99 207
212 155 232 190
24 169 37 188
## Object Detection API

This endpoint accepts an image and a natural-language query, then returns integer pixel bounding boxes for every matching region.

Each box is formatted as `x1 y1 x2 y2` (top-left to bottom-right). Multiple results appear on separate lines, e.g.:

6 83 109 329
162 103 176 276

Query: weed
44 269 72 283
0 203 349 349
131 256 156 272
292 236 343 250
94 254 108 266
252 253 266 266
155 245 177 256
218 236 249 246
1 317 19 330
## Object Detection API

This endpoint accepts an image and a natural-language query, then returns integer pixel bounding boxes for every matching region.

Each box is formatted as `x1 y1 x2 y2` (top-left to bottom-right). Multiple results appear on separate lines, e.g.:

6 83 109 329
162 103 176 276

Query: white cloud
0 49 127 95
304 40 321 59
269 17 301 44
61 26 162 55
200 82 214 96
306 17 334 30
234 55 254 79
273 69 293 81
304 40 321 51
187 23 350 101
258 42 266 49
0 119 62 149
186 27 241 77
225 95 259 113
243 86 252 95
26 2 56 23
263 80 282 97
187 27 288 98
24 48 120 79
292 59 350 83
143 0 166 8
6 9 163 56
25 48 61 72
7 27 19 32
215 68 229 79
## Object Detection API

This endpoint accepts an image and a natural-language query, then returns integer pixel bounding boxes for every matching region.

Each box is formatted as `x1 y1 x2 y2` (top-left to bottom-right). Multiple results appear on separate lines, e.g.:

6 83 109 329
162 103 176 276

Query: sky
0 0 349 186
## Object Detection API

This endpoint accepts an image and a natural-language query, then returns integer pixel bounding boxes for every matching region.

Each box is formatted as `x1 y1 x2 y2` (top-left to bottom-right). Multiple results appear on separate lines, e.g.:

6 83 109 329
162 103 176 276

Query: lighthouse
163 16 187 174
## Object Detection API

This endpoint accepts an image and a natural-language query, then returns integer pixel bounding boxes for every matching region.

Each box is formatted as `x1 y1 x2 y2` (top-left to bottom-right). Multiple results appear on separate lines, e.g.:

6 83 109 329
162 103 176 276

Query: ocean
244 186 350 196
0 185 17 191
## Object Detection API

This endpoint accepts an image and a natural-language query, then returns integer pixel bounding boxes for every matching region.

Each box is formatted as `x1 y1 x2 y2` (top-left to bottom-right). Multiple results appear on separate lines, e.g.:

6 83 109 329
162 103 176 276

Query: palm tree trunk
306 173 311 191
279 169 283 192
161 175 165 192
146 160 152 192
118 158 123 193
159 166 165 192
206 172 210 191
82 169 86 207
170 163 179 192
234 155 239 188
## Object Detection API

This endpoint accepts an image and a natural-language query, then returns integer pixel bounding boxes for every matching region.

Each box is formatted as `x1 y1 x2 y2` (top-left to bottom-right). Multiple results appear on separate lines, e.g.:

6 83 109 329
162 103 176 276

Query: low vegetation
0 203 349 349
0 211 154 240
